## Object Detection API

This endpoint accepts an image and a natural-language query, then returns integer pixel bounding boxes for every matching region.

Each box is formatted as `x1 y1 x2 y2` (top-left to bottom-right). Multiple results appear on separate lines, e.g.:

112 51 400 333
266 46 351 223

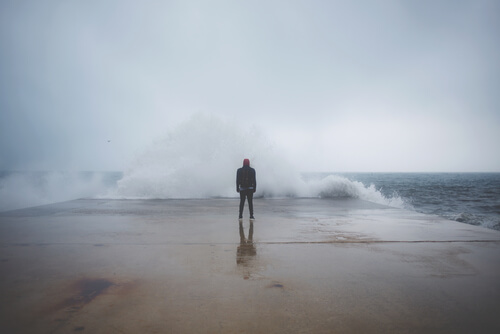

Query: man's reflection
237 221 256 279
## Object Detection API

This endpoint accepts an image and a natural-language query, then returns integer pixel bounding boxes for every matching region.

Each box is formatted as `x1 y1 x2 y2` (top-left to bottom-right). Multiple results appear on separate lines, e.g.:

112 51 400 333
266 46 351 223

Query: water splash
109 114 406 208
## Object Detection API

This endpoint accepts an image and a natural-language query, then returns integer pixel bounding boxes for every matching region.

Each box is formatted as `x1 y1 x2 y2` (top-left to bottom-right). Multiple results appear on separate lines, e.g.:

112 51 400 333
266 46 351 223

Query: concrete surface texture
1 198 499 333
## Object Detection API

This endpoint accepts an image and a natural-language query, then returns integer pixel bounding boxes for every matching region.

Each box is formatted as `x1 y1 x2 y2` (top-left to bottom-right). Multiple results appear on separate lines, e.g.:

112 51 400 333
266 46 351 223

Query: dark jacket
236 165 256 192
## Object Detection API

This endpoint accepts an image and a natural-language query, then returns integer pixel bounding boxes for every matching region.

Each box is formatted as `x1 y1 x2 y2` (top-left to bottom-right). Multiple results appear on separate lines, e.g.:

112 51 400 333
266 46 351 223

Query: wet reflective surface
237 221 256 280
1 198 499 333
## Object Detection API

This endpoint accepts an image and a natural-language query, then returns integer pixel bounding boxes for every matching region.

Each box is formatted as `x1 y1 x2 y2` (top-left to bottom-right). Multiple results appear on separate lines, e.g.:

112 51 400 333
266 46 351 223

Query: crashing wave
107 114 407 209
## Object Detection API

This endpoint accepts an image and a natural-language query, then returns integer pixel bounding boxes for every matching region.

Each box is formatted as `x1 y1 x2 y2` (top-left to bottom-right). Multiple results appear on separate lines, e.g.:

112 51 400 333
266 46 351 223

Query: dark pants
239 189 254 217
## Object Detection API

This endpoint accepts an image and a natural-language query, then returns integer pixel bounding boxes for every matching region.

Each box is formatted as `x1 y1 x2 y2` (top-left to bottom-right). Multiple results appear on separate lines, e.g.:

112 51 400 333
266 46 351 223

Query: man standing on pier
236 159 256 220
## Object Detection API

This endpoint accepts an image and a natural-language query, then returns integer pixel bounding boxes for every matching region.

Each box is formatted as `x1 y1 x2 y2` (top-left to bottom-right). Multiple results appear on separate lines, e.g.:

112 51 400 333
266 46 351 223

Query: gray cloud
1 0 499 172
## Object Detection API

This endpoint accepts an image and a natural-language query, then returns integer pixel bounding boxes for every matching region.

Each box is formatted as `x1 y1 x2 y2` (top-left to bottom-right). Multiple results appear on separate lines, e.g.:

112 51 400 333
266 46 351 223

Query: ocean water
337 172 500 231
0 170 498 231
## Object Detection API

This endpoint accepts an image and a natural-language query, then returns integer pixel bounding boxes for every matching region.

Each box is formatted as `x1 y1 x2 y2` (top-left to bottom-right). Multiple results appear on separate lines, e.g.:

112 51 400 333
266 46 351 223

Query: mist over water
0 171 121 212
108 114 405 208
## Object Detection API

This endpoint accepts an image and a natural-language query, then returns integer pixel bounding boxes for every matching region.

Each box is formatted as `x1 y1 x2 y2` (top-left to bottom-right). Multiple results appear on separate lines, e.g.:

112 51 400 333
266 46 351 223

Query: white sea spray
0 171 119 211
108 114 406 209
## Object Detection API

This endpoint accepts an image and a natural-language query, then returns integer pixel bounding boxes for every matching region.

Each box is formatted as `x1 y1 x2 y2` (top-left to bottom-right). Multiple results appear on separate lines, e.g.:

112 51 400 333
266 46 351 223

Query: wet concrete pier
1 198 500 333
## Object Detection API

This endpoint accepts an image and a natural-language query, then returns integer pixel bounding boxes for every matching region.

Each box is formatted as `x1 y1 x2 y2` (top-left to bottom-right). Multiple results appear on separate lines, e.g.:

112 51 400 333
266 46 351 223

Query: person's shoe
250 215 255 220
238 215 243 220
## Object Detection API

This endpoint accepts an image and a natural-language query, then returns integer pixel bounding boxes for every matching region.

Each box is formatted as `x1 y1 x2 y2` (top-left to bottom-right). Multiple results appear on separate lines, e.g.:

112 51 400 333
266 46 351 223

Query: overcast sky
1 0 499 172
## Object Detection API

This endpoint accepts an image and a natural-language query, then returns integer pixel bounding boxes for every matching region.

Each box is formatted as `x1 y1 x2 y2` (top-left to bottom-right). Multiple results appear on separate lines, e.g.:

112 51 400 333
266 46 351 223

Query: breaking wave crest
302 175 408 208
107 114 406 209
